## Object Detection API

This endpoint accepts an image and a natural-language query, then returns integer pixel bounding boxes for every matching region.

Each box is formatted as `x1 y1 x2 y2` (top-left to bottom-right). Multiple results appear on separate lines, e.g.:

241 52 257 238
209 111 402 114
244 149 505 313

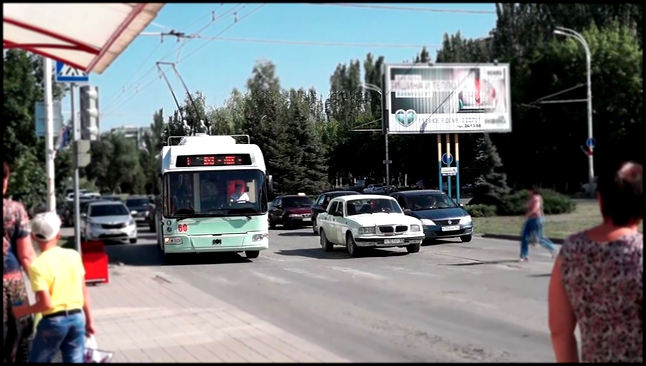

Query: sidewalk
87 265 348 363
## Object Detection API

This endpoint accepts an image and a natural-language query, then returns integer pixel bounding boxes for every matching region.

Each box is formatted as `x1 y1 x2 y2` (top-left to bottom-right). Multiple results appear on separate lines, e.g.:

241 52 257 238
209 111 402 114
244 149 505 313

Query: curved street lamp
554 26 595 192
361 83 390 191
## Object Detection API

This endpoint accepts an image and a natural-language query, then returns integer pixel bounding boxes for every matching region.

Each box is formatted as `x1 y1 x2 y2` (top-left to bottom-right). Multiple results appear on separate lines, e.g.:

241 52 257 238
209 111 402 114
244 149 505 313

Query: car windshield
89 204 129 217
407 193 458 211
126 199 149 207
283 196 312 208
163 169 267 217
346 198 402 216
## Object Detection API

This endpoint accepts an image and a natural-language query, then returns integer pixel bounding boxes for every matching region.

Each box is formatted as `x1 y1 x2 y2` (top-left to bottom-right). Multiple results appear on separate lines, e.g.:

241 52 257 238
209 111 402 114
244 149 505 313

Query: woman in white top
519 187 557 261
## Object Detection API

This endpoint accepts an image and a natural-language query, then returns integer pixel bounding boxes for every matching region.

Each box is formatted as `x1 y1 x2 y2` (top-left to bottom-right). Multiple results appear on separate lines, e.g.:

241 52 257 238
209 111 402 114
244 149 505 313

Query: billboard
382 63 512 134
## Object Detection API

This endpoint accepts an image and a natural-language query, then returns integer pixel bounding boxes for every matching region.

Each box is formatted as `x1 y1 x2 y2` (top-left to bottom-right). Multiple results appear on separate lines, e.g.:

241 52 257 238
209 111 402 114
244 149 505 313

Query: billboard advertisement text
383 64 512 134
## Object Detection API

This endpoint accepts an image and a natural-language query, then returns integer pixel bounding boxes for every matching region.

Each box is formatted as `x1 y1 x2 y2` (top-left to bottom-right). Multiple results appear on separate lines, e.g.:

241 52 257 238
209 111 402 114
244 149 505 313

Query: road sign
35 101 64 137
383 160 392 164
383 63 512 134
586 137 596 149
441 153 453 165
441 167 457 176
55 61 89 83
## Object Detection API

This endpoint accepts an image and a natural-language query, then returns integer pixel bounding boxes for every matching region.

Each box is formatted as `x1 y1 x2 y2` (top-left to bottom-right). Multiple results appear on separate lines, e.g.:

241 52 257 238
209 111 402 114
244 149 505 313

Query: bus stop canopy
3 3 165 74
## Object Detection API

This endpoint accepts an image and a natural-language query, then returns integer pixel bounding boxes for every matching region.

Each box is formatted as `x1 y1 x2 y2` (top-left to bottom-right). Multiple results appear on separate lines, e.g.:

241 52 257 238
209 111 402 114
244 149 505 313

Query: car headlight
420 219 436 226
357 227 376 235
128 219 136 226
89 222 101 228
460 216 472 225
130 210 137 215
410 224 421 232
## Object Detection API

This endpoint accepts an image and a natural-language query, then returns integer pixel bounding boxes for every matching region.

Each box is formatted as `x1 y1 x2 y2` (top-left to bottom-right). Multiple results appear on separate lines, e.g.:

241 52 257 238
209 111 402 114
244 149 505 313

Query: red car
268 193 313 229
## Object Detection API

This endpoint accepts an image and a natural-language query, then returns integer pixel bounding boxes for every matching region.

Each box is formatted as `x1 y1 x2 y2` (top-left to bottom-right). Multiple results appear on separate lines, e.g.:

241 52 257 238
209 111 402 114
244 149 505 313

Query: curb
481 233 565 245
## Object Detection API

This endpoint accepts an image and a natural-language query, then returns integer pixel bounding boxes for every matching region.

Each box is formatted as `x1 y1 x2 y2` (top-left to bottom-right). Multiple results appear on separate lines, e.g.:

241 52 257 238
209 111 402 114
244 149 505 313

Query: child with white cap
12 211 95 363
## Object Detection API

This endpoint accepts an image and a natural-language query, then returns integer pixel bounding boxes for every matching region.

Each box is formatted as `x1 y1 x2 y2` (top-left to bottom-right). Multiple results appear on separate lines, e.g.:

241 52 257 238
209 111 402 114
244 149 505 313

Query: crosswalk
192 250 555 289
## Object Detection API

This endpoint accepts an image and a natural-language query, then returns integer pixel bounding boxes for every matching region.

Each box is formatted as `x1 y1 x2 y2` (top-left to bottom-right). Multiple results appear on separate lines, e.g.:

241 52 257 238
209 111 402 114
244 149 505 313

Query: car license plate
441 225 460 231
384 238 403 244
107 229 122 234
302 217 311 222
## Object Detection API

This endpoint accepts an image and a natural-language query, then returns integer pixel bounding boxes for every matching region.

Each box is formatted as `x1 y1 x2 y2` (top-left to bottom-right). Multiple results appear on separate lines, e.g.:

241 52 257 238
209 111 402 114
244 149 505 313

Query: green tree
3 50 67 205
468 133 510 207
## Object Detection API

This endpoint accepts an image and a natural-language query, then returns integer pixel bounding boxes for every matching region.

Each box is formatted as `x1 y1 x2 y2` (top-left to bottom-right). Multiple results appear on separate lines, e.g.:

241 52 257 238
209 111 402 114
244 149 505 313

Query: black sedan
125 197 151 225
311 190 360 234
390 190 474 242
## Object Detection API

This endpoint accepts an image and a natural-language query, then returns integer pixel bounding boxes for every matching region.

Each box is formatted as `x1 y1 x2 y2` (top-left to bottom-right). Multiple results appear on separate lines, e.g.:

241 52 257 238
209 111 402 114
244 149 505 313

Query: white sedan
316 195 425 257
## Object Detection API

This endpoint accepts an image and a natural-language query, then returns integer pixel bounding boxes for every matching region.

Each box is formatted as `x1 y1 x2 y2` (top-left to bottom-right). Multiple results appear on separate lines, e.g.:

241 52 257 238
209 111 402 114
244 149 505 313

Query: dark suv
268 194 313 229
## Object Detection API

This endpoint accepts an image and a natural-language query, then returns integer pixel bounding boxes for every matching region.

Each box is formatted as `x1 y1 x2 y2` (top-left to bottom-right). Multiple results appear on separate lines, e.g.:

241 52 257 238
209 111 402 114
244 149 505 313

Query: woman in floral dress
548 161 642 363
3 162 38 363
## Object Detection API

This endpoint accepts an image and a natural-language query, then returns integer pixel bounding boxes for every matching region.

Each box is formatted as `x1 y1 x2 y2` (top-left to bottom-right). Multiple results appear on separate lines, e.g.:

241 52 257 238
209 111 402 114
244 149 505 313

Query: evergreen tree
468 133 510 207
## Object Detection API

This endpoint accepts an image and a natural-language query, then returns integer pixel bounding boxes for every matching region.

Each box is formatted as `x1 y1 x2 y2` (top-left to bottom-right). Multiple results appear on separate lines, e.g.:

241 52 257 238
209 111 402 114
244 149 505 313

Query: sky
64 3 498 131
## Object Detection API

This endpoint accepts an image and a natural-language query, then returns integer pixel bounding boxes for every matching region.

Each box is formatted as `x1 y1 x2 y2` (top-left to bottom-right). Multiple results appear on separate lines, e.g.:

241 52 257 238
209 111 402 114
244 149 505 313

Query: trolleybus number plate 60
177 224 188 232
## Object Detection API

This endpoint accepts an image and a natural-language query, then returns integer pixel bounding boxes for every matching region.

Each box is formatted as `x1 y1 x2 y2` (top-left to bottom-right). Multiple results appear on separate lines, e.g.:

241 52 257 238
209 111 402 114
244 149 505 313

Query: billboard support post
455 133 460 204
446 134 451 198
437 135 442 192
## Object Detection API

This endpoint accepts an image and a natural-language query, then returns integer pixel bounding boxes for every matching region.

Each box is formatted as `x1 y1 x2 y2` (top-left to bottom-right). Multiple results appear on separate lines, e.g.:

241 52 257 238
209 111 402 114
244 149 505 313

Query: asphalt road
91 223 558 363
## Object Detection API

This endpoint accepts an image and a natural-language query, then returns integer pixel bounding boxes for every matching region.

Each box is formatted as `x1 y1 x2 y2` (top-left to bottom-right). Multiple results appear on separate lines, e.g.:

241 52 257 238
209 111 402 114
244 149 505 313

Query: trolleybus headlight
164 237 183 245
252 233 268 242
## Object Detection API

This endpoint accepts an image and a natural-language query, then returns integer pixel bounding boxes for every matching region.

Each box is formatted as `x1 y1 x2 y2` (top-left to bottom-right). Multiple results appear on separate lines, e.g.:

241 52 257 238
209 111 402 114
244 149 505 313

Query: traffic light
80 85 99 140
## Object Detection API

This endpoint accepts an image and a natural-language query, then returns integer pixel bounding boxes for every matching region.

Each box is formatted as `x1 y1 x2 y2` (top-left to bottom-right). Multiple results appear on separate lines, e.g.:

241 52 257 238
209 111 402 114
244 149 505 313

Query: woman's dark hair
597 161 642 226
3 161 9 181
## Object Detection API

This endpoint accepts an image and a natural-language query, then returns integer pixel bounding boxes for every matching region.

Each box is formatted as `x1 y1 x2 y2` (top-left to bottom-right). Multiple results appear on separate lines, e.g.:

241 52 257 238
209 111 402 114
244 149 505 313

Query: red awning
3 3 165 74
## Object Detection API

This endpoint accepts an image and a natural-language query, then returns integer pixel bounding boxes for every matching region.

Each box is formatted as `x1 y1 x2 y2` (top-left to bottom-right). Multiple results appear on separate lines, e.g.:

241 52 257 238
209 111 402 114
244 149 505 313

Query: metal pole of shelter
70 84 82 253
437 135 442 192
554 27 595 191
43 57 56 212
455 133 460 204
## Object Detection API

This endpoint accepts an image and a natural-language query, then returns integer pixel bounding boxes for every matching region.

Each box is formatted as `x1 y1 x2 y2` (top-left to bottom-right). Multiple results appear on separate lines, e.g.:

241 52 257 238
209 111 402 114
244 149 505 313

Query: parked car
362 183 386 194
390 190 473 242
81 201 137 244
311 190 361 234
62 198 94 227
125 196 152 225
268 193 313 229
100 195 123 202
316 195 424 257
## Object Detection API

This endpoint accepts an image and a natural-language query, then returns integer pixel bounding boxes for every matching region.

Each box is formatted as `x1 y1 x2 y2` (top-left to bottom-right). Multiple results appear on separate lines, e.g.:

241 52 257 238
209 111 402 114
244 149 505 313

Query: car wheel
320 230 334 252
245 250 260 259
460 235 472 243
129 238 137 244
346 232 360 257
406 243 421 253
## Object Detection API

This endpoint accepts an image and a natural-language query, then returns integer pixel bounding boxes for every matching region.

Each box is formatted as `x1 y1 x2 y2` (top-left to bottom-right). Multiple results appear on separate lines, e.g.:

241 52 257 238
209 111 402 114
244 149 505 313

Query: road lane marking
282 267 338 282
443 295 498 310
250 271 291 285
328 266 386 280
384 266 445 279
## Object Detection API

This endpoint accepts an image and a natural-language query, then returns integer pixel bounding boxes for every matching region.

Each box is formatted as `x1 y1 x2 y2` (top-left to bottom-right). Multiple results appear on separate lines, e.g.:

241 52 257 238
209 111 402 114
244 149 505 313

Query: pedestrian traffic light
80 85 100 141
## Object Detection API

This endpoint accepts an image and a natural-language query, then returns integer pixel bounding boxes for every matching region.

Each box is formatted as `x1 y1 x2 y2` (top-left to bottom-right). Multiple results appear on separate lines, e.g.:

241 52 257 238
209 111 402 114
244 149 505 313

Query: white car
362 184 386 194
316 195 425 257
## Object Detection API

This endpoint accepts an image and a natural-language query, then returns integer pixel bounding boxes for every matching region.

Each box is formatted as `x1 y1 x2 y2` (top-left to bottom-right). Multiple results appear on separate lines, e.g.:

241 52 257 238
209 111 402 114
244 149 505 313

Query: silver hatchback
81 201 138 244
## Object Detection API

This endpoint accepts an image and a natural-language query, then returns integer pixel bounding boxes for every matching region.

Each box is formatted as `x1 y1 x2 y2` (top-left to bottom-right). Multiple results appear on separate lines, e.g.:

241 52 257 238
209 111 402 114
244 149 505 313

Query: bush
465 204 497 217
497 189 576 216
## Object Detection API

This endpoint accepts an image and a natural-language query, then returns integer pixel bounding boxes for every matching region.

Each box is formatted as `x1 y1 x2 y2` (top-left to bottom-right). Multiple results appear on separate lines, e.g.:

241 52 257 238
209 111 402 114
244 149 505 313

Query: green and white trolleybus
155 134 272 262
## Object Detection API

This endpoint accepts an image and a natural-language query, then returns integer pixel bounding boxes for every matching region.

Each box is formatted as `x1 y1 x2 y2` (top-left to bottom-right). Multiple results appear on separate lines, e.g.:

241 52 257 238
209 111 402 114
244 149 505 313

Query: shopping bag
83 335 114 363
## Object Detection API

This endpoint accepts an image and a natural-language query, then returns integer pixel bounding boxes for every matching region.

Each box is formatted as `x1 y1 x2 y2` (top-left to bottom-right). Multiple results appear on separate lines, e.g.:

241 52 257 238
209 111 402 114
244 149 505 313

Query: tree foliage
3 4 641 202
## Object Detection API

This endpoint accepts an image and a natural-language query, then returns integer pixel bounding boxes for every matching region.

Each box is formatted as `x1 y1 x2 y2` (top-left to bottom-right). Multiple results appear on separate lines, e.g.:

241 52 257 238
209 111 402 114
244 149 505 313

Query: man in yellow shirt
12 212 95 363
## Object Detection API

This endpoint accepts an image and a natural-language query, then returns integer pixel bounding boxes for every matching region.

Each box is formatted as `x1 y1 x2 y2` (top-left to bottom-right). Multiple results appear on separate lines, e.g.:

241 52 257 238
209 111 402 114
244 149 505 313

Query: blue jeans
520 217 556 259
28 311 85 363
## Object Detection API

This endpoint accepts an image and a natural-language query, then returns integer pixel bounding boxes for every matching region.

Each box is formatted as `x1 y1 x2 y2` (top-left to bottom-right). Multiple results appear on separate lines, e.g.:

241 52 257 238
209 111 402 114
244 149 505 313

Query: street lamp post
554 26 595 192
362 83 390 191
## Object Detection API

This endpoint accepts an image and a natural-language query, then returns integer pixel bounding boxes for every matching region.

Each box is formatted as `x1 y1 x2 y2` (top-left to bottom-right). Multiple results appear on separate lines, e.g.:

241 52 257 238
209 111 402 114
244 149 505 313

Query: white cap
31 211 62 242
